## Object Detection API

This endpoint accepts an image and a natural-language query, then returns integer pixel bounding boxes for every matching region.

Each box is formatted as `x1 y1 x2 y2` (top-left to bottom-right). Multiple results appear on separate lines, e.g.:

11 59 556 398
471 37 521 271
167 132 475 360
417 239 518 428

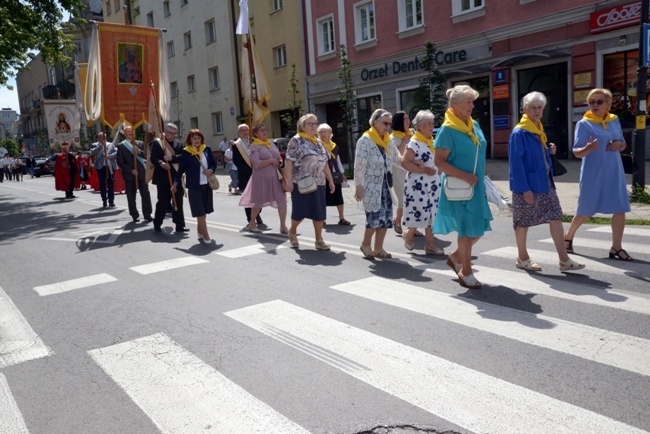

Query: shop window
354 1 375 45
356 95 382 131
399 0 423 31
603 49 649 128
399 88 420 120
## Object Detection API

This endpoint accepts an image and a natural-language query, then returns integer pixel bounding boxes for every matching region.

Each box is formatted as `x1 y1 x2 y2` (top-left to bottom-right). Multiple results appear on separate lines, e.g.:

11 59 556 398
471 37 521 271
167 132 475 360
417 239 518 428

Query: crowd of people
13 84 636 289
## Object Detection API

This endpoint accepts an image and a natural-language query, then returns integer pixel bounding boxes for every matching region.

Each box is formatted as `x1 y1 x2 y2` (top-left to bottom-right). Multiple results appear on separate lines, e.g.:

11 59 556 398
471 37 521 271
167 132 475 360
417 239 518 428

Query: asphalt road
1 177 649 434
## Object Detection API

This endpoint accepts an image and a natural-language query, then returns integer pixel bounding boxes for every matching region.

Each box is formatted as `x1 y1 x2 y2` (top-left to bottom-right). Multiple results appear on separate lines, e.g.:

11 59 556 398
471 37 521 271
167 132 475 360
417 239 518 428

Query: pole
633 0 649 189
151 82 177 211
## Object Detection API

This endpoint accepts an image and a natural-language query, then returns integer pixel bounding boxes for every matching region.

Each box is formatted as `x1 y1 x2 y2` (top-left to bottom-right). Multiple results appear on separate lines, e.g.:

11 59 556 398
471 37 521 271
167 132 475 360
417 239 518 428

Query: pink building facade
303 0 648 161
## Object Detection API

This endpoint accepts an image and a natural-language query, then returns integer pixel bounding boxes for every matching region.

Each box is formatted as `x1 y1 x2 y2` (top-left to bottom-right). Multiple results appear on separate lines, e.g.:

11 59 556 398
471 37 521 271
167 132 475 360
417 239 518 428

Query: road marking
41 237 79 242
482 246 632 276
0 374 29 434
587 226 650 237
331 277 650 376
226 300 647 434
215 243 288 258
0 286 50 368
89 333 309 434
130 257 209 275
427 265 650 315
538 238 649 255
33 273 118 297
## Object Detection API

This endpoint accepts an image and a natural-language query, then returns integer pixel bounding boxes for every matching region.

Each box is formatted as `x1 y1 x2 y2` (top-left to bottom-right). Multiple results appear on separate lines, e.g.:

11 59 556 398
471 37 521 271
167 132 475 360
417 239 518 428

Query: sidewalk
215 160 650 223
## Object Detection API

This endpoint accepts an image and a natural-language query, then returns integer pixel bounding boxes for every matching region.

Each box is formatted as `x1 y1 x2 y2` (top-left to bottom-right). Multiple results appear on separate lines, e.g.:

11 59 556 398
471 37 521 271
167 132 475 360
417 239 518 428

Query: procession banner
43 100 81 150
84 23 166 128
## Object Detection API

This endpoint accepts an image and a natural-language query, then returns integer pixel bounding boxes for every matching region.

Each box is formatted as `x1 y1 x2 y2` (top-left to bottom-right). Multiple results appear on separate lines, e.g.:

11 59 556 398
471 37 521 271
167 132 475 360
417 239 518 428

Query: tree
280 63 302 136
337 44 356 169
414 41 447 127
0 138 20 156
0 0 85 87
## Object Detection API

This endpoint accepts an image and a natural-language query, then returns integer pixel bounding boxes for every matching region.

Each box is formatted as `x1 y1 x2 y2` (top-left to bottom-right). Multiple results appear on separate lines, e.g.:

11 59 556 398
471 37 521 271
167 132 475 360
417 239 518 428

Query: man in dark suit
150 123 188 233
116 125 153 223
232 123 262 225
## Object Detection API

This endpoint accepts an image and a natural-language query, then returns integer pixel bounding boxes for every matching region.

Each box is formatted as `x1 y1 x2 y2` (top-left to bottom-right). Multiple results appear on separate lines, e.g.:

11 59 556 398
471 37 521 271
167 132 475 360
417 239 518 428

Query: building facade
304 0 650 161
0 109 18 141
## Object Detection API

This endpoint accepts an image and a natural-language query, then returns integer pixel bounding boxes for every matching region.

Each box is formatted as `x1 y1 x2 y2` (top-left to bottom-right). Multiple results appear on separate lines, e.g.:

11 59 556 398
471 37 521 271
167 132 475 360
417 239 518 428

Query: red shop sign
590 2 646 33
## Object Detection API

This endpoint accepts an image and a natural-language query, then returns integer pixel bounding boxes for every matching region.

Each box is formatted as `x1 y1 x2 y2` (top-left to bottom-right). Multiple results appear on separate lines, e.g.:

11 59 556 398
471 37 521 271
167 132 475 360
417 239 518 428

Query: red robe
89 165 126 193
54 152 81 191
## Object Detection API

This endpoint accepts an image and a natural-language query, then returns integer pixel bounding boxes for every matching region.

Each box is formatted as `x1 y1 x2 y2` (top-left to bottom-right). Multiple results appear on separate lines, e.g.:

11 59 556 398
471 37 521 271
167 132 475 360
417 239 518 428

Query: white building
0 108 18 140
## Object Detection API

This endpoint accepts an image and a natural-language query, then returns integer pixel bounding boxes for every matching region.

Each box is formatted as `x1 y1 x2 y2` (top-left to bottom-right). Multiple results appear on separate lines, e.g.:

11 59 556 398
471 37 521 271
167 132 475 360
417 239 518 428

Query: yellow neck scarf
184 144 206 156
412 130 435 154
442 109 479 145
583 110 617 130
298 132 318 144
363 126 391 154
251 138 270 148
391 131 407 140
322 139 337 159
515 114 548 148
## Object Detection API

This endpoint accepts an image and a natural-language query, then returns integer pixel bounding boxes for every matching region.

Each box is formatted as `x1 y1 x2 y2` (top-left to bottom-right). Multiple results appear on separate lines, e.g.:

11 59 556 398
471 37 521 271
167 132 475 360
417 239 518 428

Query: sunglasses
380 121 392 127
588 99 605 106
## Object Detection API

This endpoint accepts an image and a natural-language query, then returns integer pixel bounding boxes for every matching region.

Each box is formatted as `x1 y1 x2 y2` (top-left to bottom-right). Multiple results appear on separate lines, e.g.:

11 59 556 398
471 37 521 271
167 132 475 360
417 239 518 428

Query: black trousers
97 167 115 205
124 178 152 219
154 182 185 229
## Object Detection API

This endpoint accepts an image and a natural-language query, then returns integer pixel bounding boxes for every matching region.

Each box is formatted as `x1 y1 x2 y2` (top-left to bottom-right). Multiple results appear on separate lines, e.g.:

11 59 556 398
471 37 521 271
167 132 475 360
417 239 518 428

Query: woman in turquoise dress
564 88 633 261
434 85 493 289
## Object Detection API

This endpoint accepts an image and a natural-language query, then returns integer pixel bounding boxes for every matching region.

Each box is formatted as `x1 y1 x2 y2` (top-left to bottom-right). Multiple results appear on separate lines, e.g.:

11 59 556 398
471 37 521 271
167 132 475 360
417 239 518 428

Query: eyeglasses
165 131 177 135
305 122 318 127
588 99 605 106
380 122 392 127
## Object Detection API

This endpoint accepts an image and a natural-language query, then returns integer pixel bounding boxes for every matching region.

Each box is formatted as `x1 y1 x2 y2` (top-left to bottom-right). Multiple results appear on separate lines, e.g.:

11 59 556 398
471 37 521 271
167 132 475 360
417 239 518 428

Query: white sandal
516 257 542 271
559 258 586 272
458 272 481 289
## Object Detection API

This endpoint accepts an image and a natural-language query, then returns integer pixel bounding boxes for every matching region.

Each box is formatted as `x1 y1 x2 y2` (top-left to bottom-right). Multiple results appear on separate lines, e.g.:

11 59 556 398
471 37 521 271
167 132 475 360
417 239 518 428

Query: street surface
1 177 649 434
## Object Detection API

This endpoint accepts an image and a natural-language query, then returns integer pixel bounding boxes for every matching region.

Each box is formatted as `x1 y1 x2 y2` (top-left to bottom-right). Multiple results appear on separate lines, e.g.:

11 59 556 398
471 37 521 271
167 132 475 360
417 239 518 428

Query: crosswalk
1 226 649 433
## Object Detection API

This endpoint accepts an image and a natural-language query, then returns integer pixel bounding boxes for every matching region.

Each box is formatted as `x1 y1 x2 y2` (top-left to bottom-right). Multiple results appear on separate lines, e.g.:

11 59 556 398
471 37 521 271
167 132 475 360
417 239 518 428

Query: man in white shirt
219 136 229 168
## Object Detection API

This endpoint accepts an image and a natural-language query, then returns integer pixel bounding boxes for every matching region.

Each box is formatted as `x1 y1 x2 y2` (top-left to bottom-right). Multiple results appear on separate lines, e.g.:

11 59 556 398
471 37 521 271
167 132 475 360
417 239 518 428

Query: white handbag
444 142 479 201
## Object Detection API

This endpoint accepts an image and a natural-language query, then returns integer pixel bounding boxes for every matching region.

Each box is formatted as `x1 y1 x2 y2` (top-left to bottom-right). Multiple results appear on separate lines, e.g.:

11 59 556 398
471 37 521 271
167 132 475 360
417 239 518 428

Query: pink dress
238 143 287 208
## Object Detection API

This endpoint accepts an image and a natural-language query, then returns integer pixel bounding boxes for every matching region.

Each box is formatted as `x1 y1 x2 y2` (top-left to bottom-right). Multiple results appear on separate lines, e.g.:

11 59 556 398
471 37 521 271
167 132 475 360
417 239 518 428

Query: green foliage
344 168 354 179
280 63 302 135
0 0 85 87
413 41 447 126
337 45 356 168
562 213 650 225
0 138 20 156
630 184 650 204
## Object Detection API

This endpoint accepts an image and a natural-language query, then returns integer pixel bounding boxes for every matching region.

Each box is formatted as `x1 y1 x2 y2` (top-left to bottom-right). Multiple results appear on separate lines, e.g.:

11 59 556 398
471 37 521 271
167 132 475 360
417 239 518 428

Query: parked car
271 138 290 161
33 156 53 177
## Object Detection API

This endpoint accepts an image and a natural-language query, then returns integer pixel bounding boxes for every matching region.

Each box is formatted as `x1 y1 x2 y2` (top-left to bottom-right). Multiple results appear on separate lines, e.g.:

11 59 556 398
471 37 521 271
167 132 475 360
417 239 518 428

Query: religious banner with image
43 100 81 150
85 22 169 129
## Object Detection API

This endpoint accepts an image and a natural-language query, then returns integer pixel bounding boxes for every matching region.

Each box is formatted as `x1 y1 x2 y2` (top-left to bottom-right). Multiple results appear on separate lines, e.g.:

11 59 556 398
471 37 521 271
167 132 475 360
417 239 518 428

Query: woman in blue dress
401 109 444 255
564 88 633 260
434 85 493 289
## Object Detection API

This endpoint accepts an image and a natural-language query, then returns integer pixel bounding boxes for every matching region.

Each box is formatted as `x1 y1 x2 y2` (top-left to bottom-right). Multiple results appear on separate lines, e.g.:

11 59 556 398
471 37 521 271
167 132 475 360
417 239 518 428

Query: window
163 1 170 17
166 41 175 58
208 67 220 90
272 0 283 11
134 7 140 16
105 1 111 15
147 12 154 27
184 31 192 50
212 112 223 135
170 81 178 98
354 1 375 44
317 16 335 55
356 95 382 129
205 20 216 45
452 0 484 15
275 45 287 67
604 50 648 128
181 0 188 5
187 75 196 93
399 0 423 30
190 117 198 129
114 0 120 11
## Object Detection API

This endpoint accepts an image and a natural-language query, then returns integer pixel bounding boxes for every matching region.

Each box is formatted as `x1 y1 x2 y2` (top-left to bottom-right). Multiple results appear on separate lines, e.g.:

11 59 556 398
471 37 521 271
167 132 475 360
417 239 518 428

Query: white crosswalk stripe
426 265 650 315
0 374 29 434
33 273 117 296
130 257 209 275
225 300 647 434
215 242 287 258
538 237 649 255
89 333 309 434
331 276 650 376
0 286 50 369
587 226 650 237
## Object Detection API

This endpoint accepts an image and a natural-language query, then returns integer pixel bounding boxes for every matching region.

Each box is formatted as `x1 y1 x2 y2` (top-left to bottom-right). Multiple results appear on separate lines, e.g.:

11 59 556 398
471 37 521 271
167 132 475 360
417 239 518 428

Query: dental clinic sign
590 2 649 33
360 50 467 82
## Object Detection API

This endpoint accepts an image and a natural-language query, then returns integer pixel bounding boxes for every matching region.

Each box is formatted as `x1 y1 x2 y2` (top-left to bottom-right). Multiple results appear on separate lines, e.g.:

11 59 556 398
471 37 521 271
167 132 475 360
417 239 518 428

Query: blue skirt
365 180 393 229
187 184 214 217
291 184 326 221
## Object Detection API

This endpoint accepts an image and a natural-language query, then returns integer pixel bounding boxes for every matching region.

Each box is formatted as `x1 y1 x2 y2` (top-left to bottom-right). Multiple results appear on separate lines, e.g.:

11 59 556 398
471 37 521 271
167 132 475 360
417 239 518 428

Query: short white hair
522 91 547 108
446 84 479 107
317 123 332 133
369 108 392 127
411 110 435 130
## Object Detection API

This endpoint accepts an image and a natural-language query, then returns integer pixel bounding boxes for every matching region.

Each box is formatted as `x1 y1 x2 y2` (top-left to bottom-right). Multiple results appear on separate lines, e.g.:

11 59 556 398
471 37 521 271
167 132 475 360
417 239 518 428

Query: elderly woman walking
509 91 585 272
355 108 401 259
434 85 493 289
402 109 444 255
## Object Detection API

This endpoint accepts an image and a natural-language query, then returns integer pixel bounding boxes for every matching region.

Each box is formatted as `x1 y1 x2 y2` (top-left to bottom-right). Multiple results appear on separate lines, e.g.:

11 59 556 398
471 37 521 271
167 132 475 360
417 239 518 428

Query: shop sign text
590 2 647 33
360 50 467 82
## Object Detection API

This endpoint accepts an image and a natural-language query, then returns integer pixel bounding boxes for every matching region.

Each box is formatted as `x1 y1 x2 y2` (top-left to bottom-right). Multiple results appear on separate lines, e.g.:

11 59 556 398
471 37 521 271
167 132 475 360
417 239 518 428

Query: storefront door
517 63 569 158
